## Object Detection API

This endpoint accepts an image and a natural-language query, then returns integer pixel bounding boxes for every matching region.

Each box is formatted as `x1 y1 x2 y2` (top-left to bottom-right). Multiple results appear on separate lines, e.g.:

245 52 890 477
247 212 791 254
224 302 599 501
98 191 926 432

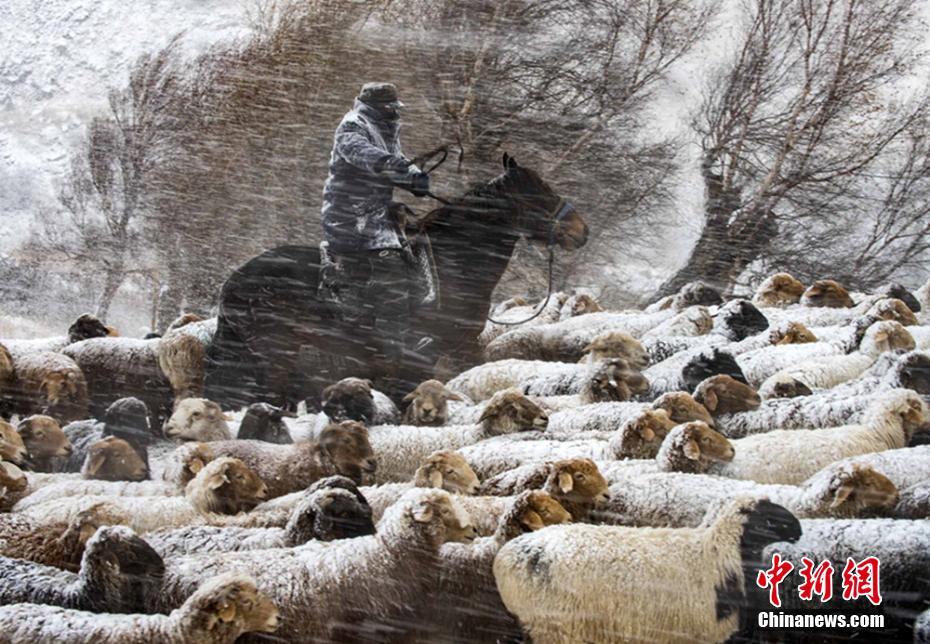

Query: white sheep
827 444 930 490
711 392 926 485
493 497 801 644
478 292 571 348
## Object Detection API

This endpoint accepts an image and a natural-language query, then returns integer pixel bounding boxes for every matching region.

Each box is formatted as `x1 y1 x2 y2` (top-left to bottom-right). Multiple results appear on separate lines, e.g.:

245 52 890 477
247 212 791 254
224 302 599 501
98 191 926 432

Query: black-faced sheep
0 525 164 613
0 572 279 644
155 489 476 642
56 396 156 474
713 299 770 341
316 376 400 425
493 497 801 644
234 402 293 443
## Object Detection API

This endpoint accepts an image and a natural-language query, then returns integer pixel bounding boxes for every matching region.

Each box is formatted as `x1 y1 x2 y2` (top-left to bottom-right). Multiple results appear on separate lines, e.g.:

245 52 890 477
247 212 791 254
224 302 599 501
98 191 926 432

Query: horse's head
501 153 588 251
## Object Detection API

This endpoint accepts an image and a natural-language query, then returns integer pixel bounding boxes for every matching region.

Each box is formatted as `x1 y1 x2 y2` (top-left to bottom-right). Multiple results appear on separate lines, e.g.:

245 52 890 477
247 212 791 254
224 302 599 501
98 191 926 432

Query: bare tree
658 0 930 296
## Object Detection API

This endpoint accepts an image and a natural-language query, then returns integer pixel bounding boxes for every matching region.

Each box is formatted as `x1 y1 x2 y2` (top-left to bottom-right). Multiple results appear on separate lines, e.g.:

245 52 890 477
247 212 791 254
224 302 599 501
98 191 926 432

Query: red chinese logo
756 553 794 608
841 557 882 606
798 557 834 602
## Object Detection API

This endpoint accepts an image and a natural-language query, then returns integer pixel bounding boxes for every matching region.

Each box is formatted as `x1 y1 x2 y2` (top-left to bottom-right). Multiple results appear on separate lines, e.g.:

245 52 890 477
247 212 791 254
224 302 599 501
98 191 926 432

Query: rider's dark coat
321 99 409 254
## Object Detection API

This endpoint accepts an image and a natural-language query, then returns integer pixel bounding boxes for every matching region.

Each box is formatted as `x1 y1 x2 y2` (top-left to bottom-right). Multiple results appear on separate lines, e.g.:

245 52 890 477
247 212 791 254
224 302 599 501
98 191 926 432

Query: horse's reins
409 147 576 327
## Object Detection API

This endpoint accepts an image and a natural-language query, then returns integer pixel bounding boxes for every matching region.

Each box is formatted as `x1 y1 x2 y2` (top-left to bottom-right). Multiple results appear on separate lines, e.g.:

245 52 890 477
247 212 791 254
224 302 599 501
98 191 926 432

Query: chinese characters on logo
756 554 882 607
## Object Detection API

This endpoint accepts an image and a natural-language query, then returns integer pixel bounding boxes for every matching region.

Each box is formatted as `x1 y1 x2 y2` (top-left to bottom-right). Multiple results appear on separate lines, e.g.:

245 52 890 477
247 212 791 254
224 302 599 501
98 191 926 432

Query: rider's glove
377 155 412 177
409 171 430 197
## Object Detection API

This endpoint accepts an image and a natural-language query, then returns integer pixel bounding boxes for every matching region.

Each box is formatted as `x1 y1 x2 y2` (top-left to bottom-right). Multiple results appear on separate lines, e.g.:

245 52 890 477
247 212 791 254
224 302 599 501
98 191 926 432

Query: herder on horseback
319 82 435 390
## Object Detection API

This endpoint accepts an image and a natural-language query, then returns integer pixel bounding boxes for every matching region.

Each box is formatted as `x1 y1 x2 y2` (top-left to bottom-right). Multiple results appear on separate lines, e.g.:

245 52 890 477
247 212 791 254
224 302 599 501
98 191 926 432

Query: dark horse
204 153 589 410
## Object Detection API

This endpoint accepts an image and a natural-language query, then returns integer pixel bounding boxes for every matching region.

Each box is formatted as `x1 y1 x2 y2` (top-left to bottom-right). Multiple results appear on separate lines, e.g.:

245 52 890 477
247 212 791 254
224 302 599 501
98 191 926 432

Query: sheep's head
753 273 805 307
580 332 648 370
83 525 165 613
0 343 13 384
758 374 813 400
405 488 477 544
0 419 28 466
714 299 769 342
58 503 123 571
306 475 370 507
859 320 915 357
319 420 377 485
503 490 572 538
402 380 463 426
581 358 649 403
651 392 715 426
819 464 899 517
413 450 480 495
610 409 676 459
874 282 921 313
770 321 817 345
184 573 278 638
563 293 603 317
102 397 152 445
693 375 761 416
39 370 83 407
544 458 610 510
897 352 930 395
672 281 723 309
321 377 375 424
82 437 148 482
658 422 734 473
67 313 110 343
0 461 27 494
192 457 268 514
286 487 375 543
867 298 919 326
703 498 801 548
479 389 548 435
164 398 231 442
166 312 204 332
237 402 293 444
681 349 747 392
17 415 71 459
801 280 854 308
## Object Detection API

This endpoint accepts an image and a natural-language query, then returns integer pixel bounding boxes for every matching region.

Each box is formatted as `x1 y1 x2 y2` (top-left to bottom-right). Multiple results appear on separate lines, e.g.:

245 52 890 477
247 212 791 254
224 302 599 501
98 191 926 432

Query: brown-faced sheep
867 297 919 326
163 398 233 442
753 272 806 307
158 332 206 402
693 374 761 416
578 331 649 369
198 420 376 498
757 373 814 399
20 457 268 533
402 379 465 426
4 351 88 423
460 458 609 535
0 418 28 466
81 436 148 482
18 415 72 471
166 312 205 331
62 336 173 427
0 572 279 644
802 279 855 308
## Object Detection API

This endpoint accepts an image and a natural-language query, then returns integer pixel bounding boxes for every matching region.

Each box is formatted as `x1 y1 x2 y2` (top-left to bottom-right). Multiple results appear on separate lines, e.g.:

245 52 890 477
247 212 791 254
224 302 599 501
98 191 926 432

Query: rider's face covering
374 102 401 121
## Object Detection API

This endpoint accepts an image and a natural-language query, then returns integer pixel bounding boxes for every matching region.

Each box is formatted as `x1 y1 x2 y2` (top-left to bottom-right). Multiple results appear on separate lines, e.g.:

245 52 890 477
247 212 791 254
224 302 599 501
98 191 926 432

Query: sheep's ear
520 510 545 532
640 425 655 442
428 469 443 489
209 467 230 490
702 389 718 412
412 501 434 523
581 342 594 355
222 413 234 421
402 391 417 403
84 451 106 477
557 471 573 493
830 483 855 508
445 392 464 402
188 458 205 475
478 406 496 423
217 601 237 624
683 439 701 461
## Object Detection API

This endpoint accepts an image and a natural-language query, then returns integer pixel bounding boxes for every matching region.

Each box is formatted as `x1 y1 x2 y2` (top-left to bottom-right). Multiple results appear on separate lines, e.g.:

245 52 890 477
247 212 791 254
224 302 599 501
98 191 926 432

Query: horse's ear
502 153 518 169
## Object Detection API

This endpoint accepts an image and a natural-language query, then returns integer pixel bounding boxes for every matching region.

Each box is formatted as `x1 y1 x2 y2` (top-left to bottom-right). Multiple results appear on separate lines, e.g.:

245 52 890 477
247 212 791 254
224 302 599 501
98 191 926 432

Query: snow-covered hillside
0 0 251 249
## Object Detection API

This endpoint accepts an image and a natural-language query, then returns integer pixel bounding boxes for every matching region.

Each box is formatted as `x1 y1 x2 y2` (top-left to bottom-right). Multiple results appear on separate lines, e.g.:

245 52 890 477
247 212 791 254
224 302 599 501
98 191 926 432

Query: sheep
479 292 571 348
0 461 27 507
753 272 806 307
156 316 217 403
0 342 13 417
419 490 573 643
692 374 761 416
757 372 814 399
0 572 279 644
710 392 927 485
17 415 72 471
544 403 681 443
493 497 801 644
402 379 465 426
894 480 930 519
0 314 110 357
759 518 930 641
144 485 375 558
80 436 148 482
362 450 480 522
918 607 930 644
13 442 212 511
640 306 713 340
163 398 232 443
3 350 88 423
874 282 922 312
645 347 747 397
576 331 649 369
868 296 920 326
831 444 930 490
645 281 723 312
154 488 476 643
234 402 293 443
595 462 900 528
712 299 770 341
447 358 582 401
196 420 375 496
516 358 648 400
61 336 173 426
368 389 547 484
735 341 845 387
0 418 28 466
20 457 268 533
0 503 121 571
315 376 400 425
818 349 930 398
802 279 855 308
55 396 155 474
458 458 610 536
0 525 164 613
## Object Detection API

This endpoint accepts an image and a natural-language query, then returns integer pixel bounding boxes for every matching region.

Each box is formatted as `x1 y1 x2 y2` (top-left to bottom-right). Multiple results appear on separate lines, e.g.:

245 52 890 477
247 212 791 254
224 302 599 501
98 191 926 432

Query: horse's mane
422 170 513 223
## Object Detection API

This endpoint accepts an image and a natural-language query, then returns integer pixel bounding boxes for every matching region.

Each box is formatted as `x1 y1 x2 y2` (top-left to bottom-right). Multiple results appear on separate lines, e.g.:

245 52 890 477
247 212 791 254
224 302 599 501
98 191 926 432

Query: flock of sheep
0 271 928 643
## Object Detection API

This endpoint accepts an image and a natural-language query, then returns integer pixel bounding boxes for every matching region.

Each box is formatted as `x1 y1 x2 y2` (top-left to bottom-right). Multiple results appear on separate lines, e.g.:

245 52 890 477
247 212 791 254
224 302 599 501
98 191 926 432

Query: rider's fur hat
358 82 404 108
